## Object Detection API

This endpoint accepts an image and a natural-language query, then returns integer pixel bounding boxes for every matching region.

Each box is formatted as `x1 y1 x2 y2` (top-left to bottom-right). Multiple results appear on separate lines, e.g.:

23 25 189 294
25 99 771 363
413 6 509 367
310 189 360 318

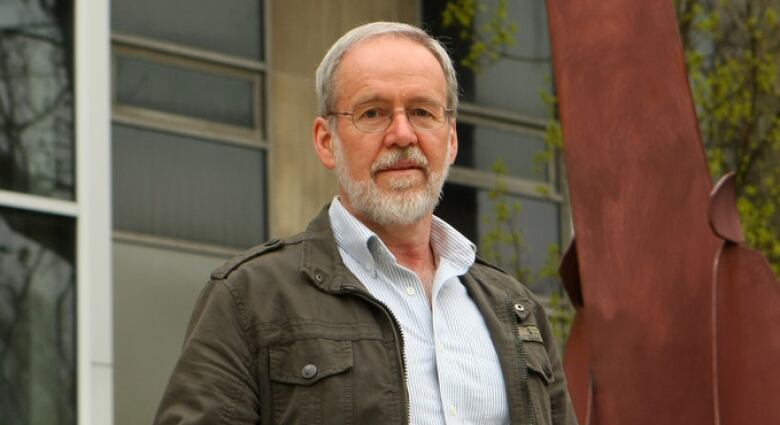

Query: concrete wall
113 242 225 425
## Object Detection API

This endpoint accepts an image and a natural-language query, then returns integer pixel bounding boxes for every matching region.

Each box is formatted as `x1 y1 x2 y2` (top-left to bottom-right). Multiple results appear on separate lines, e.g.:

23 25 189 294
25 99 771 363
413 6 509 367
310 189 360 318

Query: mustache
370 147 430 175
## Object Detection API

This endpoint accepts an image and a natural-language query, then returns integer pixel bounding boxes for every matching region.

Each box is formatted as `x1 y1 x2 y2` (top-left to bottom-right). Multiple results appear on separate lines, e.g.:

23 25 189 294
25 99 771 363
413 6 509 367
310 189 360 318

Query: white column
75 0 113 424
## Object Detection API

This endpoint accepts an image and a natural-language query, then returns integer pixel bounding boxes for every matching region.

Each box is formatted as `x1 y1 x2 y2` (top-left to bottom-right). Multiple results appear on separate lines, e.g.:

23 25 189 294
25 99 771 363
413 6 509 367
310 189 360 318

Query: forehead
335 35 447 106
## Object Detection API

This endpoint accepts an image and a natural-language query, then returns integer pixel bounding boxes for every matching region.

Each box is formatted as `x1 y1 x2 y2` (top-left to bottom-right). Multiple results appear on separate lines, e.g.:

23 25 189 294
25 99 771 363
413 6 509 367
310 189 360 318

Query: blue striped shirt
329 198 510 425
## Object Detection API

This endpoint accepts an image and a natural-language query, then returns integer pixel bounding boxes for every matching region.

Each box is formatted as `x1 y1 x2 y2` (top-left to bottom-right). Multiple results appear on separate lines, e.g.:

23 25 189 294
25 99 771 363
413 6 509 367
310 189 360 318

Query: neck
365 216 434 262
340 197 438 298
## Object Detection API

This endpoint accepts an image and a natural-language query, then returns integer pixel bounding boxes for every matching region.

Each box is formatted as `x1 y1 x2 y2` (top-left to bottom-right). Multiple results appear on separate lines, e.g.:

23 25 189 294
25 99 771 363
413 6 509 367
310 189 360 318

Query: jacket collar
300 205 367 294
299 203 531 306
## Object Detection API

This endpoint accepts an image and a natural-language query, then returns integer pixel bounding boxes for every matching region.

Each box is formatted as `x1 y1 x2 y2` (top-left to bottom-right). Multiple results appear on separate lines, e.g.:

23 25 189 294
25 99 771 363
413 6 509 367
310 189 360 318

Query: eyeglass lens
353 102 448 132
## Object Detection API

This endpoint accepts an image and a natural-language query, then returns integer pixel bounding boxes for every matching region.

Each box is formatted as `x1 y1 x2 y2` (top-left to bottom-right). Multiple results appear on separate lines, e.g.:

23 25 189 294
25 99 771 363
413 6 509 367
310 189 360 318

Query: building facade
0 1 566 424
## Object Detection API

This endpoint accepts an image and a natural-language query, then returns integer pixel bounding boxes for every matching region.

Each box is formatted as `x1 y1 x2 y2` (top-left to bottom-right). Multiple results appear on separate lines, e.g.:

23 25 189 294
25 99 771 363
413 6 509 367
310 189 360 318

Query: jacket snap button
514 303 525 312
301 364 318 379
315 273 323 282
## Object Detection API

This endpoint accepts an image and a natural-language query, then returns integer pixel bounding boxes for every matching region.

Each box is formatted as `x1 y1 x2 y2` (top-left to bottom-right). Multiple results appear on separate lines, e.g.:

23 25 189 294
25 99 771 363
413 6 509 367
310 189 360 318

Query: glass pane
471 0 551 67
112 0 263 60
435 182 561 295
473 59 553 118
115 55 255 128
423 0 553 118
456 123 549 181
112 124 265 248
472 0 552 116
0 0 74 200
0 207 76 425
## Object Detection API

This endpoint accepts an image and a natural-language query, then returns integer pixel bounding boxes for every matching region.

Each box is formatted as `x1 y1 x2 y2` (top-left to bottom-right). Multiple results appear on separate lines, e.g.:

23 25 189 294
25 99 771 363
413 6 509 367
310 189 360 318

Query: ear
448 119 458 164
313 116 336 169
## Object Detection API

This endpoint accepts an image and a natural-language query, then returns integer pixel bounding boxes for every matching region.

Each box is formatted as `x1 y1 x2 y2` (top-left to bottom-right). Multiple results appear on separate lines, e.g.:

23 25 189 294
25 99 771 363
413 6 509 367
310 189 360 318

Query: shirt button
405 287 416 296
301 364 318 379
449 404 457 416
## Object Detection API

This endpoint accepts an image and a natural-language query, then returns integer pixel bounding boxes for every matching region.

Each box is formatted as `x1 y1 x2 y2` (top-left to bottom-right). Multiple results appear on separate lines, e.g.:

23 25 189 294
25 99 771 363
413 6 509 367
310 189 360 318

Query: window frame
111 33 267 149
109 30 268 255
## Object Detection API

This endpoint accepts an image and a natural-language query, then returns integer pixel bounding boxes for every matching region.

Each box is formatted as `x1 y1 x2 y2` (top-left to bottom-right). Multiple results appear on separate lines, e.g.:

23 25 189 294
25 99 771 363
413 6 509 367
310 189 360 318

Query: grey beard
332 135 449 226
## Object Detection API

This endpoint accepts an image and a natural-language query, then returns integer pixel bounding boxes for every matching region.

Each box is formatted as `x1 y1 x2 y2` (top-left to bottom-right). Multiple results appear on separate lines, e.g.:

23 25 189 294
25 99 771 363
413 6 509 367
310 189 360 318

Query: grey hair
315 21 459 118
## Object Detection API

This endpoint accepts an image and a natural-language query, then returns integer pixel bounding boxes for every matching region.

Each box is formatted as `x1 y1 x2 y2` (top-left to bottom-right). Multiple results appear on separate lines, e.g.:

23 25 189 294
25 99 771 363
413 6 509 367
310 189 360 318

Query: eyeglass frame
326 101 456 133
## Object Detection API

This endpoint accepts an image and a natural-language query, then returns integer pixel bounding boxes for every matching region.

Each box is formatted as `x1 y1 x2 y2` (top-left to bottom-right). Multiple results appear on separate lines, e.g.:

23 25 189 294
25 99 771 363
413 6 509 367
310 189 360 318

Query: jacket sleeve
154 280 260 425
534 298 579 425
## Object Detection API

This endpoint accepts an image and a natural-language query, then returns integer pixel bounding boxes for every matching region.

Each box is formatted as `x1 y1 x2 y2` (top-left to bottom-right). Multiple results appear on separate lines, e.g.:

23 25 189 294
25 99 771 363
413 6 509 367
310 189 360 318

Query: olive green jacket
154 207 577 425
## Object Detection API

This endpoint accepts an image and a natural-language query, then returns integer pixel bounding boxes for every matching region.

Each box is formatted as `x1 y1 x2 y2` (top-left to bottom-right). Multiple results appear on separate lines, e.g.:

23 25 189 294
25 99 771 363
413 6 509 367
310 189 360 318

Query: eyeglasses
328 101 455 133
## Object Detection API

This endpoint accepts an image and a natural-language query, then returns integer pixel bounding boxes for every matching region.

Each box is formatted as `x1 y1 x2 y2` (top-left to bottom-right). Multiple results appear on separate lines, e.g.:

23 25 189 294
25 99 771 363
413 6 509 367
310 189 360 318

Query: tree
439 0 780 350
442 0 780 278
677 0 780 276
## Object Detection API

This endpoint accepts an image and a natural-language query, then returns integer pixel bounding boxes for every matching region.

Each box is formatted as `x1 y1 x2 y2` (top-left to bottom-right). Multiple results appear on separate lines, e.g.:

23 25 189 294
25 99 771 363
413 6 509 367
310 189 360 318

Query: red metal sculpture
710 173 780 425
546 1 780 424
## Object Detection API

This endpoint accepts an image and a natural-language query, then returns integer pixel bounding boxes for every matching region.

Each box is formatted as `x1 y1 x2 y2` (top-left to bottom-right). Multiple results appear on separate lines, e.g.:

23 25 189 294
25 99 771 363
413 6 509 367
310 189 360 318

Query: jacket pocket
512 304 555 384
513 303 555 425
524 340 555 384
525 340 555 425
268 339 353 425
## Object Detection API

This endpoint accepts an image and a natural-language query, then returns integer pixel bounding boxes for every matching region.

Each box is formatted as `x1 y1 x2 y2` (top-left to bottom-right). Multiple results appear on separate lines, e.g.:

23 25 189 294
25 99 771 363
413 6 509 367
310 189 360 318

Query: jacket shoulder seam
474 255 512 275
470 258 536 301
211 237 298 280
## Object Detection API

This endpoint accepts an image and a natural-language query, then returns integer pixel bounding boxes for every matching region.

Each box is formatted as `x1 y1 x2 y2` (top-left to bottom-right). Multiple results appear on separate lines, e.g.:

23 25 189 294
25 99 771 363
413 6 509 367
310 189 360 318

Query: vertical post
75 0 113 423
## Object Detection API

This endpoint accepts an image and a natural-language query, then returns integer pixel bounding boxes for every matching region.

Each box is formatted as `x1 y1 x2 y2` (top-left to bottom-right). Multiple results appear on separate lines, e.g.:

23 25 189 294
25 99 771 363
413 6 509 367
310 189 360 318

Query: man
155 22 576 425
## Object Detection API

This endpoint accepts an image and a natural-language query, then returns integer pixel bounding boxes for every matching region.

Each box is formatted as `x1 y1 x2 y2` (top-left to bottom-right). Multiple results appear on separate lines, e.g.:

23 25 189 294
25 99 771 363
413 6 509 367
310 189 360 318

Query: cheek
425 140 452 169
340 149 375 179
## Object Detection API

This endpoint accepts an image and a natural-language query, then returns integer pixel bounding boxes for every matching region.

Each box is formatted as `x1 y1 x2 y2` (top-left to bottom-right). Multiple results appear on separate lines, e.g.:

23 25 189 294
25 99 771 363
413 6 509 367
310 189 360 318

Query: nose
383 110 418 148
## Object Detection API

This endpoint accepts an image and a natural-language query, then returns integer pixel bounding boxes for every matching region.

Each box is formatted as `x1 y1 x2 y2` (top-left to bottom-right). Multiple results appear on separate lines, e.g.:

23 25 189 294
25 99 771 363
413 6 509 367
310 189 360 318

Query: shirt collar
329 197 385 269
329 197 476 275
430 215 477 276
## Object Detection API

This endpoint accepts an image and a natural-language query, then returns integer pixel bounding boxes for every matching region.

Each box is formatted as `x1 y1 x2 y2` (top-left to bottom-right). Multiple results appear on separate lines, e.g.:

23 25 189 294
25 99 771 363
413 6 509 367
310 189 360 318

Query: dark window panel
421 0 477 105
455 123 549 181
112 0 263 60
115 55 256 128
423 0 553 118
472 59 553 117
112 124 266 249
0 206 76 425
0 0 75 200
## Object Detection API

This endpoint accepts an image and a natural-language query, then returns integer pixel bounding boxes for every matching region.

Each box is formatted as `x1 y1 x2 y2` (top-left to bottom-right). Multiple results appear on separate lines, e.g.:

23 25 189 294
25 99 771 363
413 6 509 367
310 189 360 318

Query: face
313 36 458 226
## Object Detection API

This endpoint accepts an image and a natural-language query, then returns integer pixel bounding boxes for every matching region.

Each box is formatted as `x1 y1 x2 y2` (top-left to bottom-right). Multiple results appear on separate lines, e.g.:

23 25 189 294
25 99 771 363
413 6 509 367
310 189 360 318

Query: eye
409 105 439 119
358 107 387 120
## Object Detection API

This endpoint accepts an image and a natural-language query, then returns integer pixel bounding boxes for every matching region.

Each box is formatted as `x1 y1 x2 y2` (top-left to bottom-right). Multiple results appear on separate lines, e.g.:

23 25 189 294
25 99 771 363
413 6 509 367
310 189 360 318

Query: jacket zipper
509 299 536 425
344 287 412 425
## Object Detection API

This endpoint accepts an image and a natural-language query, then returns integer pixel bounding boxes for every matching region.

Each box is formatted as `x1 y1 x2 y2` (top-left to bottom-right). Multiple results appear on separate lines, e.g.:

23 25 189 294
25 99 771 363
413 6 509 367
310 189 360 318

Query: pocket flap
269 339 353 386
525 341 555 384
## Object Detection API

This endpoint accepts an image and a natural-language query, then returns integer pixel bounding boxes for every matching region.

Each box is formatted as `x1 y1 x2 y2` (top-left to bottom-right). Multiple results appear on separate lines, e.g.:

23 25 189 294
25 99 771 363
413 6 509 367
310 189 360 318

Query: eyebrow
352 94 388 106
352 94 442 107
405 95 442 104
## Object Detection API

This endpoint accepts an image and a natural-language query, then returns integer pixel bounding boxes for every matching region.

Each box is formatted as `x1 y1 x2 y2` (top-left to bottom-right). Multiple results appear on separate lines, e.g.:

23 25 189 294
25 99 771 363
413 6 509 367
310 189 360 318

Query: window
0 1 77 424
110 1 267 251
424 0 570 297
109 4 267 422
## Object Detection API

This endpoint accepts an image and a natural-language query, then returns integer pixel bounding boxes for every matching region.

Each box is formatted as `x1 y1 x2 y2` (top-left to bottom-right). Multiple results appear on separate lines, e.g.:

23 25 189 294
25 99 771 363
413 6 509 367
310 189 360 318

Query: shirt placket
431 260 461 425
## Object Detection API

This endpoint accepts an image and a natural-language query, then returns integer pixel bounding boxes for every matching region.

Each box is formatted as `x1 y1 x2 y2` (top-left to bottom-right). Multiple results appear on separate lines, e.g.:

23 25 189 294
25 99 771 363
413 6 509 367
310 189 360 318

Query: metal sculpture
710 173 780 425
546 1 780 424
